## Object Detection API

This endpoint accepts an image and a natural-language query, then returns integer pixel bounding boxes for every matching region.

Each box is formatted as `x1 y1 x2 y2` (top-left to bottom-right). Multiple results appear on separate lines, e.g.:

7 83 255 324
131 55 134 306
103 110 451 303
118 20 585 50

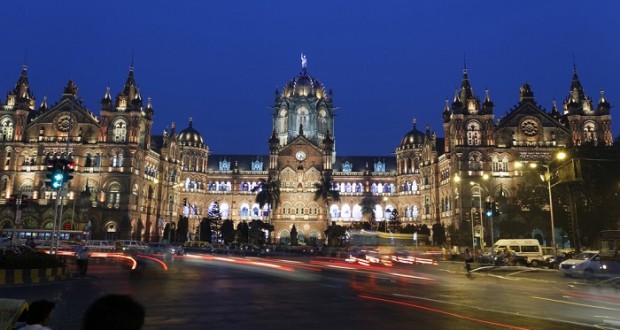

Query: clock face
295 150 306 161
520 119 538 136
55 114 72 132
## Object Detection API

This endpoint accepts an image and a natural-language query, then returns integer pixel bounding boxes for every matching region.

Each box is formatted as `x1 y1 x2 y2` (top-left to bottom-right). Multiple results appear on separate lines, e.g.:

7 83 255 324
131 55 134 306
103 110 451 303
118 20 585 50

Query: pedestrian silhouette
82 294 144 330
22 299 55 330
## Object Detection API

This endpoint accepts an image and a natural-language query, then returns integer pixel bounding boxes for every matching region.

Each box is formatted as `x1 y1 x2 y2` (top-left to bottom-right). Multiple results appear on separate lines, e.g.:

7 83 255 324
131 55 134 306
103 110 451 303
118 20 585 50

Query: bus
0 228 85 246
598 230 620 274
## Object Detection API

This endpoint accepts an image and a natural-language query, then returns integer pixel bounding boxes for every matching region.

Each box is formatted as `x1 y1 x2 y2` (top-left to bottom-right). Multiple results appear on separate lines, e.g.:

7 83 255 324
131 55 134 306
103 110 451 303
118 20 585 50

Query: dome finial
301 52 308 70
188 117 193 128
412 117 417 129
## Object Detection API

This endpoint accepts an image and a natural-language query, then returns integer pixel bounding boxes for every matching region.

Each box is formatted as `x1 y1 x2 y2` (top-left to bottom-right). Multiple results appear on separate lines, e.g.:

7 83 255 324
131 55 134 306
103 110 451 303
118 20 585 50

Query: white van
493 239 544 267
85 240 115 252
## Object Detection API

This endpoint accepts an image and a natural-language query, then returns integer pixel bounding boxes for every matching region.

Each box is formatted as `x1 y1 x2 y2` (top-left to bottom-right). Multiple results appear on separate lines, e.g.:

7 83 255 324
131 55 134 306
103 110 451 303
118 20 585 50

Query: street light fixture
454 174 476 254
515 150 566 253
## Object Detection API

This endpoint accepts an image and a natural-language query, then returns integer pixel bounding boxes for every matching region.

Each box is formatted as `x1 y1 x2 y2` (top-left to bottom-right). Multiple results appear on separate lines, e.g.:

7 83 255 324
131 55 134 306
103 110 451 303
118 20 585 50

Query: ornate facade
0 58 613 245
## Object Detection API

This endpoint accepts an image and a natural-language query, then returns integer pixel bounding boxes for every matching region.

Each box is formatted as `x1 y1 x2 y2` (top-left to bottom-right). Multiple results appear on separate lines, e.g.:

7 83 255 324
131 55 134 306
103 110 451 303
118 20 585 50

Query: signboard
14 210 22 225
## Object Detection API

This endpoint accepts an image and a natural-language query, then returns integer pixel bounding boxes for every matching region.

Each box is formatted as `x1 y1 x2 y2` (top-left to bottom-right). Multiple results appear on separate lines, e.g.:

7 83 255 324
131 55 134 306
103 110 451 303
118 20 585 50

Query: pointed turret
563 64 593 115
115 65 143 111
6 64 35 111
451 67 481 114
145 97 154 118
62 80 78 99
442 98 451 123
550 99 561 120
597 89 611 114
38 96 48 112
101 85 112 111
519 82 534 103
482 88 494 114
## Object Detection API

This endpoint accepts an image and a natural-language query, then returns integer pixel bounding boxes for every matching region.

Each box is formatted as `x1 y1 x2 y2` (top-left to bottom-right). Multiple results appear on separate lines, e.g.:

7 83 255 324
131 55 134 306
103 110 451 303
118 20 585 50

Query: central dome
399 121 426 148
178 118 205 148
282 69 326 99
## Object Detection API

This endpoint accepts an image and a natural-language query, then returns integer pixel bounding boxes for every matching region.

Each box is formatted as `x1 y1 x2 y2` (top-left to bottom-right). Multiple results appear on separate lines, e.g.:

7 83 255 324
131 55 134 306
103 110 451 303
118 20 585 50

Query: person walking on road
464 248 473 273
75 243 91 276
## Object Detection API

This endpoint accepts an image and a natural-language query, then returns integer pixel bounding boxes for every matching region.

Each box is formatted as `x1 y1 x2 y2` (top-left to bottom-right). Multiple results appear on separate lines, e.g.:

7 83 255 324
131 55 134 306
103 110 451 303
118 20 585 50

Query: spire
482 87 494 114
442 97 452 123
298 123 304 136
550 99 561 119
101 85 113 110
519 82 534 102
104 85 111 100
7 64 35 110
597 89 611 114
39 96 48 111
62 80 78 98
412 117 417 130
188 117 193 128
269 129 280 146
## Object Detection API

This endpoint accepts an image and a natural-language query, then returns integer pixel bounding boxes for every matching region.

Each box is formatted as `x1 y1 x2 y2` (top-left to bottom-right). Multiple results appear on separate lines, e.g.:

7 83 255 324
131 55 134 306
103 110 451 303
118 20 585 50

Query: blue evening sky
3 1 620 155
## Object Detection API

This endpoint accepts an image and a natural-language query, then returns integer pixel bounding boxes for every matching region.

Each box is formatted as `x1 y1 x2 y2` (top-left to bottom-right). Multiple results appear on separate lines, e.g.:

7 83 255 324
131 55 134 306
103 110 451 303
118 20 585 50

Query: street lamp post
542 164 556 252
470 182 484 253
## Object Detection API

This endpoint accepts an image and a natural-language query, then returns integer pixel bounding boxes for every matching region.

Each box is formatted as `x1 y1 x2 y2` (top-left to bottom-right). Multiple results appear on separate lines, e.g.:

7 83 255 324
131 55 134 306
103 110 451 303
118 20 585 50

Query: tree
432 222 446 246
236 221 249 244
177 216 189 243
220 219 236 244
313 174 340 222
359 196 378 227
253 176 281 221
290 224 298 246
199 217 212 242
325 222 347 247
207 201 222 243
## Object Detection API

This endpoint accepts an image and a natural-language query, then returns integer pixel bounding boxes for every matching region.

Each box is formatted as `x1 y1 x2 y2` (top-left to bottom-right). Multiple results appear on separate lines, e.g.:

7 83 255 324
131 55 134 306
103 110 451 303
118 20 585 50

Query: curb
0 266 69 286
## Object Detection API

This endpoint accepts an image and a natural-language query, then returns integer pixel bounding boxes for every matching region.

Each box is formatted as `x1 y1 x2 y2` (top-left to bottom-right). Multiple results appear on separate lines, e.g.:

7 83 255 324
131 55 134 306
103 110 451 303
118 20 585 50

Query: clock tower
268 54 338 240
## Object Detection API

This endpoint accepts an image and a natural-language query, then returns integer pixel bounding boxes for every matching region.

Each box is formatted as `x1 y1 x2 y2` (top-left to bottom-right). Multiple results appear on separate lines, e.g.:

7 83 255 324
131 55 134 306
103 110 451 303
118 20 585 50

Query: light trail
359 294 531 330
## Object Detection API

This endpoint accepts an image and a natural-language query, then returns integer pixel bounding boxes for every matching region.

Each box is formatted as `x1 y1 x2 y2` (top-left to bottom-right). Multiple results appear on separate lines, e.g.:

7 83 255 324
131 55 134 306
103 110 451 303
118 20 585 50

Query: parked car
559 251 600 277
546 249 575 269
183 242 214 254
346 247 392 266
117 240 150 253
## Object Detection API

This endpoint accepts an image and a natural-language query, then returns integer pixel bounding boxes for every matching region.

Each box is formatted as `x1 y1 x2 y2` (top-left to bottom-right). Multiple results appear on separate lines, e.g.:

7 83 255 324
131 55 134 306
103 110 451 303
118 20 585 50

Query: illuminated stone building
0 59 613 245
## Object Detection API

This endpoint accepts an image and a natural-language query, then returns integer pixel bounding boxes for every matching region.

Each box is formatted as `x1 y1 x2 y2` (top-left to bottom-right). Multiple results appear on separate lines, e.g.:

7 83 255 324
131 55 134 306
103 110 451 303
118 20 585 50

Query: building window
583 122 597 143
113 121 127 143
0 118 14 141
466 122 481 146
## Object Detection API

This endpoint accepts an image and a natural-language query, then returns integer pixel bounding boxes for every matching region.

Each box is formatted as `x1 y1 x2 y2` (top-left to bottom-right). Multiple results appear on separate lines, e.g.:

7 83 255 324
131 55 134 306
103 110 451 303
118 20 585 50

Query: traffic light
485 201 493 217
62 159 75 183
493 202 500 217
19 194 29 209
46 159 65 190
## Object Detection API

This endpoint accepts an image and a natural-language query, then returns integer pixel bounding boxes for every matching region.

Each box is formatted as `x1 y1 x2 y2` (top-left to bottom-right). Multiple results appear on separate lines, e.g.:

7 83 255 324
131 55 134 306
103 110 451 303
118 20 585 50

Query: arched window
583 122 597 143
107 182 122 208
113 120 127 143
466 121 481 146
468 152 483 171
330 205 340 218
0 118 14 141
240 204 249 217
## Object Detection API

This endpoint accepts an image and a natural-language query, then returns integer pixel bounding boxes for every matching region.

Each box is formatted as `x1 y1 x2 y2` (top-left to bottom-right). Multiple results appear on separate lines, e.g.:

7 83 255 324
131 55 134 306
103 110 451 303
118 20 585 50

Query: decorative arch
112 118 128 143
466 120 482 146
0 116 15 141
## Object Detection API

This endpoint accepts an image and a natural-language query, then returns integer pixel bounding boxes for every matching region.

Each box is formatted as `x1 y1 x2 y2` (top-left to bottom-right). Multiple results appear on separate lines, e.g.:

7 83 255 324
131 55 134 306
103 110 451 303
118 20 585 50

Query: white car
559 251 600 277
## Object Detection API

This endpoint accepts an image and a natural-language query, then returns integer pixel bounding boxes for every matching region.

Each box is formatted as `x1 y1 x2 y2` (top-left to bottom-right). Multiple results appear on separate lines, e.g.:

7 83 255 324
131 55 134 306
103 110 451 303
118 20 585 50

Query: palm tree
313 174 341 221
359 195 378 229
253 176 281 221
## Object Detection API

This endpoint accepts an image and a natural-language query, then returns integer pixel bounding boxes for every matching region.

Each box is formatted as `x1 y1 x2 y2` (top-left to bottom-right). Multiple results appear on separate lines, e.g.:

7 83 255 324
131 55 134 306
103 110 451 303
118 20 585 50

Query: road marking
531 296 620 311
